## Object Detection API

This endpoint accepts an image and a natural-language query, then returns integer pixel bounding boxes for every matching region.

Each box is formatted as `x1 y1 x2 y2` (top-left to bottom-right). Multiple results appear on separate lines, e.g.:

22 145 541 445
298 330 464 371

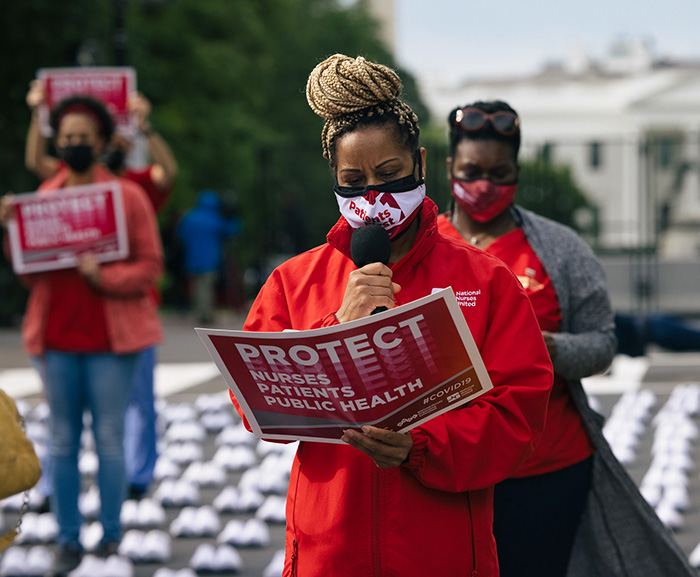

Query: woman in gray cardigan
438 100 695 577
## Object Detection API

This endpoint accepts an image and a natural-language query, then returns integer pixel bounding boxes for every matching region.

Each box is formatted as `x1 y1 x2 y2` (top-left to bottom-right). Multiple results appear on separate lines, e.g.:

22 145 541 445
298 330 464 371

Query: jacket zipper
466 493 477 576
373 466 381 576
290 539 298 576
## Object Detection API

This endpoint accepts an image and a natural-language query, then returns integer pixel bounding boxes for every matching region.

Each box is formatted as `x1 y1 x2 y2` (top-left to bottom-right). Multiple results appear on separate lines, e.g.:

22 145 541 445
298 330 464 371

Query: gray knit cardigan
513 205 696 577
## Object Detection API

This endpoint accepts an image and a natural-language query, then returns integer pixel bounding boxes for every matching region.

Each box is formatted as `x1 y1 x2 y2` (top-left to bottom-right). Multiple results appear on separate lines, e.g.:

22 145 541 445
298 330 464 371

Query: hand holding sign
342 425 413 469
0 195 15 228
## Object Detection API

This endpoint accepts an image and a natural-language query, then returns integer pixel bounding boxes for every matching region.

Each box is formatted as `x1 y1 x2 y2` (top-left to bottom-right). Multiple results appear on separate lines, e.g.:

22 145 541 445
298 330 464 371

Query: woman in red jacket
1 95 162 577
232 54 553 577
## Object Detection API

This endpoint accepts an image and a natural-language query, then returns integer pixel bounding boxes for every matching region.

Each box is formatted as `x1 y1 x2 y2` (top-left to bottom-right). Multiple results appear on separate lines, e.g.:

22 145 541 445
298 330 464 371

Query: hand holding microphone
336 225 401 323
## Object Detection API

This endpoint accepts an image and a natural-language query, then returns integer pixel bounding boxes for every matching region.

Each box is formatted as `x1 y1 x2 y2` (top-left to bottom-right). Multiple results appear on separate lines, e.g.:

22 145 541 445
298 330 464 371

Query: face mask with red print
450 178 518 223
335 174 426 239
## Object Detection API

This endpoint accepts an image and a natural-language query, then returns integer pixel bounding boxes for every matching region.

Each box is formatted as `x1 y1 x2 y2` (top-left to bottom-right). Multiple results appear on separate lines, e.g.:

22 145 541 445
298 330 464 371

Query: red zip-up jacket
16 164 163 355
233 198 553 577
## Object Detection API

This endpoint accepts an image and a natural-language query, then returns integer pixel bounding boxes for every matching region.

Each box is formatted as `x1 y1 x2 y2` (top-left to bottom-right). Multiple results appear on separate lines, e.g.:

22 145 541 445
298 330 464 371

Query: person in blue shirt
176 189 241 324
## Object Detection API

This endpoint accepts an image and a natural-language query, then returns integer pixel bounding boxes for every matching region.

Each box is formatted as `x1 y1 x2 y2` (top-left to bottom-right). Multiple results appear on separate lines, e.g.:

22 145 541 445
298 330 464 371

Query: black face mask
103 148 126 173
333 150 425 198
60 144 95 173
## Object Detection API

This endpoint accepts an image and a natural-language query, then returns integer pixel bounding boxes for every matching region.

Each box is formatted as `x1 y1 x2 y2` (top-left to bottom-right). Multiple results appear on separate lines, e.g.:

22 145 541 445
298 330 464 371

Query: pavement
1 310 700 575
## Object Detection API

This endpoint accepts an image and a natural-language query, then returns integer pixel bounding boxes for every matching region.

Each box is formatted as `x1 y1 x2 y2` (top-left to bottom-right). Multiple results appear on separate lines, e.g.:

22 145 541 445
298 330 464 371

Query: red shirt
438 214 594 476
45 268 111 352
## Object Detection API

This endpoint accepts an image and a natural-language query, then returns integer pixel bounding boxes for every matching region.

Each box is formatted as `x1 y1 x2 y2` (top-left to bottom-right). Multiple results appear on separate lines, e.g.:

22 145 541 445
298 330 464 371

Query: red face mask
450 178 518 223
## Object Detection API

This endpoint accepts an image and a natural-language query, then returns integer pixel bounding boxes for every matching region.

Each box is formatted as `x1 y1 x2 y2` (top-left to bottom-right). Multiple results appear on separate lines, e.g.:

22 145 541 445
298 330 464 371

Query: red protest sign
7 181 129 274
37 67 136 135
197 289 493 443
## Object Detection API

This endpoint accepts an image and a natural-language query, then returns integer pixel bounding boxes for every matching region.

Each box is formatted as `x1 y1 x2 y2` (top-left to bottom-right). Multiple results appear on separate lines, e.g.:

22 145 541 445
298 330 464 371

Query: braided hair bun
306 54 401 118
306 54 419 164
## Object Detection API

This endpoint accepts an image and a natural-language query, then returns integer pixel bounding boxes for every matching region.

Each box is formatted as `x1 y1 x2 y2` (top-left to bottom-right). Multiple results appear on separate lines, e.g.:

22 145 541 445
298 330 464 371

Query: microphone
350 225 392 315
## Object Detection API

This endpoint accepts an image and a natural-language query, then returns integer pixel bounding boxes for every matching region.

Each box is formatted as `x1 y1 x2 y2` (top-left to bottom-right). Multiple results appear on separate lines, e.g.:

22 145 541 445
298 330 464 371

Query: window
589 141 602 169
656 139 673 169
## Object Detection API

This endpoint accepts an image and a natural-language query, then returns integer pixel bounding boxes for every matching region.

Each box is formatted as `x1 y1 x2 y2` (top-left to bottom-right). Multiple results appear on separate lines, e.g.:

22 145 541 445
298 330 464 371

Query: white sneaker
173 481 201 507
165 421 206 443
241 518 271 548
194 393 220 413
138 499 167 527
262 549 286 577
182 460 226 488
689 541 700 567
69 554 104 577
256 495 287 523
189 543 217 572
36 513 59 544
215 423 256 447
142 530 171 563
236 488 264 513
25 545 54 576
163 442 203 465
239 467 262 492
120 500 140 528
78 486 101 520
201 462 227 488
79 521 104 552
656 501 684 530
213 486 239 513
216 519 245 545
201 410 233 432
153 458 181 481
194 506 221 537
155 480 200 508
118 530 144 561
78 451 99 477
0 546 26 576
213 545 243 572
169 507 198 538
215 445 256 472
161 403 197 425
102 554 134 577
15 511 39 544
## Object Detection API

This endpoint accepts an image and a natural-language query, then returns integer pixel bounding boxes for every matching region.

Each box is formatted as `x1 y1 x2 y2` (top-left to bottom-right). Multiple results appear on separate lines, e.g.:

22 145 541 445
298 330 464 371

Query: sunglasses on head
454 107 520 136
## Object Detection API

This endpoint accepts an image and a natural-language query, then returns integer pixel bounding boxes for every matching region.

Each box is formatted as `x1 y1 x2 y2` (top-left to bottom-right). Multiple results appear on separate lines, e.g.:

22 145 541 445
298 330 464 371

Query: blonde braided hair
306 54 420 166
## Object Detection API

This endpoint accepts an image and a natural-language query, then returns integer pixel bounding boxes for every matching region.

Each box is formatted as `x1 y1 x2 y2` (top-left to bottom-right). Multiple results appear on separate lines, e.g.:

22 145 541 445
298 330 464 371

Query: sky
392 0 700 87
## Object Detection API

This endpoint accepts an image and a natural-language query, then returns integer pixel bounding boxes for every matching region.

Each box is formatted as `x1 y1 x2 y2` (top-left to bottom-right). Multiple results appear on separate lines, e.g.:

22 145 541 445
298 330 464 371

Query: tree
517 159 598 237
0 0 430 321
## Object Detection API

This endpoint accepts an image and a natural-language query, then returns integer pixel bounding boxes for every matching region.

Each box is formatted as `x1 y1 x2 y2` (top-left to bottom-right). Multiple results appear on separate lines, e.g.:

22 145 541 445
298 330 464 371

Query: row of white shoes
68 554 133 577
215 423 257 447
189 543 243 573
217 518 270 548
121 498 167 528
181 461 227 488
255 496 287 524
212 445 257 472
0 489 45 513
212 486 264 514
153 479 201 508
160 442 204 465
0 546 53 577
12 513 58 545
200 409 234 432
118 530 171 563
169 506 220 538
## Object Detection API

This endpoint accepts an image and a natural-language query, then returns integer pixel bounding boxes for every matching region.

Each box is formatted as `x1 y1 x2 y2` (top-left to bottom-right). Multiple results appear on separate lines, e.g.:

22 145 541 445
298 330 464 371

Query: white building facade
423 41 700 259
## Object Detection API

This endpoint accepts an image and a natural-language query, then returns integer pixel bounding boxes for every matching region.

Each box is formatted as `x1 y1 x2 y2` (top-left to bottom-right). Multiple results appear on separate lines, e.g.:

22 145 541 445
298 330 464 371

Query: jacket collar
39 163 115 192
326 197 440 271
